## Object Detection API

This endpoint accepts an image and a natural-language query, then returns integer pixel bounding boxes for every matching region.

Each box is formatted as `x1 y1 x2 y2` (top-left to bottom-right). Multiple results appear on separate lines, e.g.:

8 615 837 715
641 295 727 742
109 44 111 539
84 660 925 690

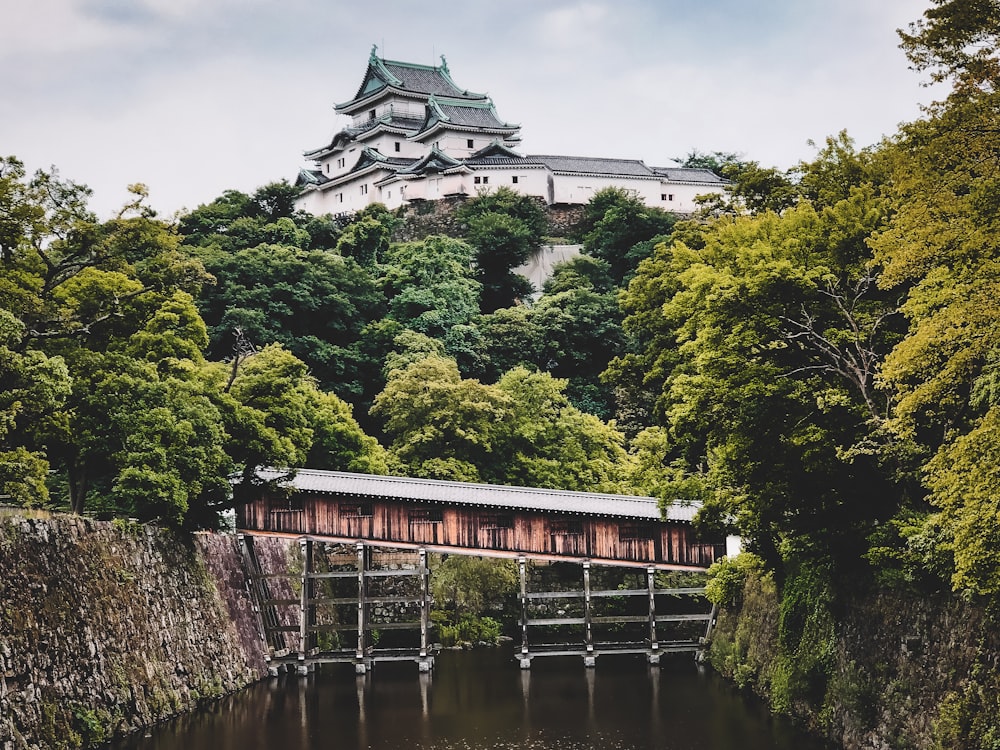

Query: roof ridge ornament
439 54 449 74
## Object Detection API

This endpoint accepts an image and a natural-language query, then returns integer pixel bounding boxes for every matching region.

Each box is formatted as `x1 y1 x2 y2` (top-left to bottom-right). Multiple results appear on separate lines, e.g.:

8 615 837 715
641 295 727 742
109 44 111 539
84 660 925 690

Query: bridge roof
258 469 698 523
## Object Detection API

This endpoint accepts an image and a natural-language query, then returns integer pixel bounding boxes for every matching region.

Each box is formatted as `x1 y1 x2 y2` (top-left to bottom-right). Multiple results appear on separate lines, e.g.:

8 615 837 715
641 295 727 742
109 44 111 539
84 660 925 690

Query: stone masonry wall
391 196 583 243
708 574 1000 749
0 513 292 749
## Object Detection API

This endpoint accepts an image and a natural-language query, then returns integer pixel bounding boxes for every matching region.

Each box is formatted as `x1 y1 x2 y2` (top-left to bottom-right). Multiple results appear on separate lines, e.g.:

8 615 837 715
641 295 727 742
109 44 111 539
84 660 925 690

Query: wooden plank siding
238 494 723 568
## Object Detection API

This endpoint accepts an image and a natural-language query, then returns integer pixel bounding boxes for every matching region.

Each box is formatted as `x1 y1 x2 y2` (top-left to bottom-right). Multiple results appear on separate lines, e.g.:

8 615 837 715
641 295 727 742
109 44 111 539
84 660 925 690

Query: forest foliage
2 1 1000 611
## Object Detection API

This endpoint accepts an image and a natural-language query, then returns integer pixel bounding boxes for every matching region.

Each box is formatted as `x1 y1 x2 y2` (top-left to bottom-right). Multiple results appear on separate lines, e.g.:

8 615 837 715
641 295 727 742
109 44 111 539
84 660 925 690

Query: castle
295 47 725 216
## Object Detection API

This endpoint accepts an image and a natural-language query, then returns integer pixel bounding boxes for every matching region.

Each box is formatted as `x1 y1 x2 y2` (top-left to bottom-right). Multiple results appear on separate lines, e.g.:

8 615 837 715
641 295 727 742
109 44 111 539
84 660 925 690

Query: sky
3 0 941 220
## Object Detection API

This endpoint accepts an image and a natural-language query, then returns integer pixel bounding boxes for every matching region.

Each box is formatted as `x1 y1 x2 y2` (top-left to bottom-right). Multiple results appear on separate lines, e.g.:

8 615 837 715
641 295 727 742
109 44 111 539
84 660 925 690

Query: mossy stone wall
0 514 288 749
709 573 1000 749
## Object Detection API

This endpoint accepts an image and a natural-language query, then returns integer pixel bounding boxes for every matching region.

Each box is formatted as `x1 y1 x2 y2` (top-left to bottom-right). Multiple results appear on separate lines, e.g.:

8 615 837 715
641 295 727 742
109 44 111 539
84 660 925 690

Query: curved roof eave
336 86 440 113
304 130 356 160
408 123 520 141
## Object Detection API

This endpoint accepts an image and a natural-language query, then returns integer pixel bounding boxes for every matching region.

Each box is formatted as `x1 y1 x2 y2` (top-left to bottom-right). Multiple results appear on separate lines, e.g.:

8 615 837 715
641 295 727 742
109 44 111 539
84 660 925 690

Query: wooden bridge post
647 566 660 665
297 538 314 675
355 541 369 674
418 548 432 672
582 561 595 667
518 556 530 669
237 533 276 675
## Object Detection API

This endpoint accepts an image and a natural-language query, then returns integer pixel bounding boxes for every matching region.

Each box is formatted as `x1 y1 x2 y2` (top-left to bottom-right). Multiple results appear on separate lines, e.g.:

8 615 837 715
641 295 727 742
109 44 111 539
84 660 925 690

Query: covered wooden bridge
236 469 728 674
237 468 724 568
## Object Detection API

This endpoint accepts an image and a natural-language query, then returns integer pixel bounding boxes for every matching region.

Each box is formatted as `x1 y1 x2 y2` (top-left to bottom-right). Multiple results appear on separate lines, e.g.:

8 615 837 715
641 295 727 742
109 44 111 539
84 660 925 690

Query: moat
110 649 826 750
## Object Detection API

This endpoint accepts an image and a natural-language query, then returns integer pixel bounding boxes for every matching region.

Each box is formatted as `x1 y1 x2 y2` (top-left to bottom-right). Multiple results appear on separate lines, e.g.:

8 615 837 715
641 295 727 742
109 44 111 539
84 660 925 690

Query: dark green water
111 650 827 750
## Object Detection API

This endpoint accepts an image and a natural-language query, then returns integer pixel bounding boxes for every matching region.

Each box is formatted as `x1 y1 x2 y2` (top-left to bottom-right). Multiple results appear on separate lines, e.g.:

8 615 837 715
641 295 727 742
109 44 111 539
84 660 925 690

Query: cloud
0 0 143 58
538 2 613 48
1 0 942 219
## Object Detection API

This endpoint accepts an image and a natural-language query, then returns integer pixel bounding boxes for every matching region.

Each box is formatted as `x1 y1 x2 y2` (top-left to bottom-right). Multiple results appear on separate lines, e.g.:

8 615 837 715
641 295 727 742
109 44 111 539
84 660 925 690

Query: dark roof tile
651 167 726 184
528 155 657 178
256 468 698 522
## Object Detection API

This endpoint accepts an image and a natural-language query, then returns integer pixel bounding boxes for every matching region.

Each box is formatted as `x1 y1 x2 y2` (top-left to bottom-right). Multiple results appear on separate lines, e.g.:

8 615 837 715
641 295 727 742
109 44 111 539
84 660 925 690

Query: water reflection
110 650 825 750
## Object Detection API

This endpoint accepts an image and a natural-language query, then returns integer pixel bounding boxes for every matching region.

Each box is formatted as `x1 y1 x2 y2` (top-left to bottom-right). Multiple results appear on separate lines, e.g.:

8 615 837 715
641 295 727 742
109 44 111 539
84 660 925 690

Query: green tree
898 0 1000 90
380 235 481 338
675 149 744 177
494 367 628 492
372 356 628 490
431 555 518 644
609 192 900 574
335 214 390 268
456 186 548 243
868 61 1000 593
0 309 71 505
456 187 547 311
542 255 615 295
196 243 384 397
465 211 536 311
371 355 509 482
577 187 677 286
529 287 624 418
179 181 325 252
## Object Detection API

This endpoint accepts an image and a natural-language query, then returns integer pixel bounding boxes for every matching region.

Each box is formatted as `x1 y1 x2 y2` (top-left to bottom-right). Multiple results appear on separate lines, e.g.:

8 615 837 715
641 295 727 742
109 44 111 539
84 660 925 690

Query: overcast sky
3 0 939 220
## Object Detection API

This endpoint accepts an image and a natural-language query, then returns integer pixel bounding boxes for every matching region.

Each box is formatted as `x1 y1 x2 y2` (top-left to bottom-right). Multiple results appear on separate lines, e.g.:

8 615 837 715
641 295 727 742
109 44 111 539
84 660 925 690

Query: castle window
368 109 376 120
661 194 667 201
512 176 519 184
337 157 345 169
482 176 489 184
338 193 343 203
394 141 401 152
669 194 674 201
467 139 474 149
474 176 482 184
325 164 329 174
360 184 368 195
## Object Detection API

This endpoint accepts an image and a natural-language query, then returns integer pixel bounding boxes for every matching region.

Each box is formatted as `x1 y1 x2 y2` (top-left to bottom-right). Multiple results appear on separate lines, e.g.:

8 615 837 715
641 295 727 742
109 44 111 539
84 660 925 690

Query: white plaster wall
296 162 725 216
549 174 659 205
658 182 719 214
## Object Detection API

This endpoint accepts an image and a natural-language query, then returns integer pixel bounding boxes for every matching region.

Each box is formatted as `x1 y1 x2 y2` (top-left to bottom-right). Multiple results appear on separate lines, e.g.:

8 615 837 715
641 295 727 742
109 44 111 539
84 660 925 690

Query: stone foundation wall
709 574 1000 749
0 513 292 749
391 197 583 243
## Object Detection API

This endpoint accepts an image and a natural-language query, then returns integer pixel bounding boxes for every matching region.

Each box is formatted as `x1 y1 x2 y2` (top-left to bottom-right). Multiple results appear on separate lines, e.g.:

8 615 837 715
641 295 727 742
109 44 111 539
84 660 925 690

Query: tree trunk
68 464 88 515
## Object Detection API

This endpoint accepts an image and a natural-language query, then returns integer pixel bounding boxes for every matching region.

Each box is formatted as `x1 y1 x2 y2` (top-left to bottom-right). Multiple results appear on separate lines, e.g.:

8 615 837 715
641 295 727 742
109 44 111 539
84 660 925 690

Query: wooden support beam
582 561 594 667
298 538 313 674
418 548 431 671
356 541 368 674
518 556 530 669
363 569 425 578
237 533 273 669
647 566 659 665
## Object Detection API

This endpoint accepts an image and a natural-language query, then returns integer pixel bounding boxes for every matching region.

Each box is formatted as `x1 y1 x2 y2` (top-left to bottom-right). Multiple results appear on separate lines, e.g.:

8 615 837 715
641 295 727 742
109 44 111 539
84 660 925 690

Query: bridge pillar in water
297 539 314 676
518 556 531 669
647 566 660 665
418 547 433 672
355 541 369 674
582 561 595 668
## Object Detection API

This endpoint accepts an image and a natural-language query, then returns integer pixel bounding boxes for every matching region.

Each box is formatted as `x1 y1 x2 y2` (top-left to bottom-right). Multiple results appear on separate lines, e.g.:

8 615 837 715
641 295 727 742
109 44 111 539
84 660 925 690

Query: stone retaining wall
0 514 291 749
709 573 1000 749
